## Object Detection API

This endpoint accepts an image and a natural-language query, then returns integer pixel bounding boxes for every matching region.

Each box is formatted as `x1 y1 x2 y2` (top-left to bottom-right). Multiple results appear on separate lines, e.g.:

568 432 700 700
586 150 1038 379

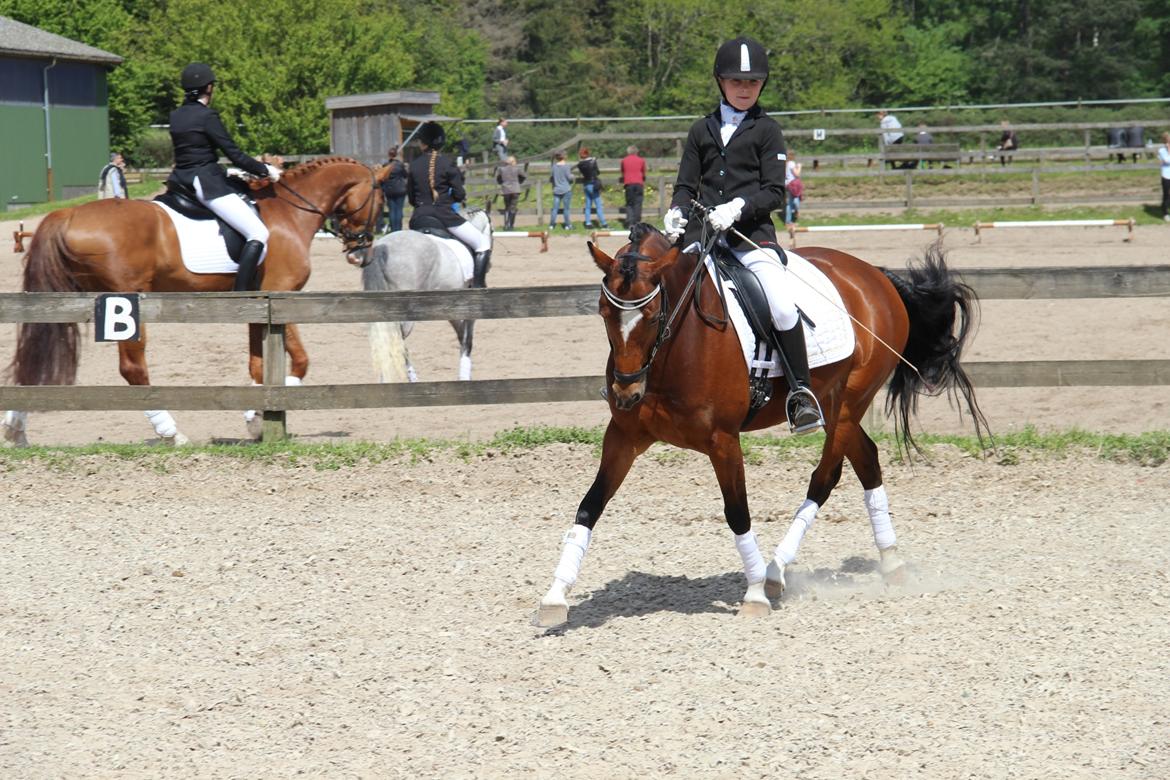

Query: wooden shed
324 90 455 164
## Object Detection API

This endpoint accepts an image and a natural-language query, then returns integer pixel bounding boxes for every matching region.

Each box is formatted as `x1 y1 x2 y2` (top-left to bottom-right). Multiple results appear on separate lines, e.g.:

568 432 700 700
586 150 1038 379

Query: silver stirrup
786 387 824 434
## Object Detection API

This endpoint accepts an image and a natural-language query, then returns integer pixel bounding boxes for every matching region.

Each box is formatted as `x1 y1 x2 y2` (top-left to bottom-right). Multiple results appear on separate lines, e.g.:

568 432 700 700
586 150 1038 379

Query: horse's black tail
882 243 990 454
6 209 81 386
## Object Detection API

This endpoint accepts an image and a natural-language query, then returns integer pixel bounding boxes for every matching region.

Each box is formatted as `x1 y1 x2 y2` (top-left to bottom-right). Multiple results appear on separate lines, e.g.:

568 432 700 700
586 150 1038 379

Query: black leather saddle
407 213 457 242
153 178 260 264
709 237 806 353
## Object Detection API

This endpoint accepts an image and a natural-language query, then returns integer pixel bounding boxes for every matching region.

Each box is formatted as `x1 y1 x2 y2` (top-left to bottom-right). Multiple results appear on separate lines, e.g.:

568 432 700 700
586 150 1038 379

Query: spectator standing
495 154 526 230
456 136 471 167
784 150 803 226
620 145 647 226
380 145 408 233
98 152 128 199
877 109 903 169
996 120 1019 166
549 150 573 230
492 118 509 161
576 147 609 228
1158 132 1170 222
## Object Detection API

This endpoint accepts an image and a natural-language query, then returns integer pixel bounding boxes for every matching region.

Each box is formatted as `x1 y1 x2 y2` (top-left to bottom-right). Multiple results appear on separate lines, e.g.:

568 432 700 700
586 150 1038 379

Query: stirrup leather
785 386 824 434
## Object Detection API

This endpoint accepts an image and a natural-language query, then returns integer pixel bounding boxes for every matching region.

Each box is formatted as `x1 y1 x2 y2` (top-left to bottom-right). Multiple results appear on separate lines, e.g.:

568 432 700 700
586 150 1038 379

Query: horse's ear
374 164 391 183
645 246 682 276
588 241 616 274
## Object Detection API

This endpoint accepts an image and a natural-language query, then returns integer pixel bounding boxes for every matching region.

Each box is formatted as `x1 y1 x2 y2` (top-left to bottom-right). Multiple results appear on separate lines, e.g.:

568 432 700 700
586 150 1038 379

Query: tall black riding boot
472 249 492 289
233 240 264 292
505 210 516 230
776 323 824 434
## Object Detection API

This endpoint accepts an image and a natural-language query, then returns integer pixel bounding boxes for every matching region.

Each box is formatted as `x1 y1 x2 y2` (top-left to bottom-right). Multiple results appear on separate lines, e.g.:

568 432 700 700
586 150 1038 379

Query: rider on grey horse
407 121 492 288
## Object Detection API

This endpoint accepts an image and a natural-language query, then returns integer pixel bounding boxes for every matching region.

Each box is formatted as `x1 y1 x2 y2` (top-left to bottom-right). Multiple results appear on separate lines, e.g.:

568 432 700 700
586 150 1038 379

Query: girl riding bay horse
3 157 388 446
535 223 988 626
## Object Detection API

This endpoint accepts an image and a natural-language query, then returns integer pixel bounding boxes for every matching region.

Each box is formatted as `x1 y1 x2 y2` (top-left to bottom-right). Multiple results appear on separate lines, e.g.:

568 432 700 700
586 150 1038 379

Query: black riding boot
505 210 516 230
472 249 492 288
776 323 824 433
233 240 264 292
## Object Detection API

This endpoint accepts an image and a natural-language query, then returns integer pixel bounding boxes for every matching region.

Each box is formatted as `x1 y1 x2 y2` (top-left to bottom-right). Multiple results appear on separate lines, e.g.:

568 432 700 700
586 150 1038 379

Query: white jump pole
974 218 1134 243
787 223 944 247
494 230 550 253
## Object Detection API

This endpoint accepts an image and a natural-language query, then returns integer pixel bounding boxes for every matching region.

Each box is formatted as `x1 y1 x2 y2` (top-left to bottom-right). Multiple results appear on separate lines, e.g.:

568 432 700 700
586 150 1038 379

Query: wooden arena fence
2 265 1169 442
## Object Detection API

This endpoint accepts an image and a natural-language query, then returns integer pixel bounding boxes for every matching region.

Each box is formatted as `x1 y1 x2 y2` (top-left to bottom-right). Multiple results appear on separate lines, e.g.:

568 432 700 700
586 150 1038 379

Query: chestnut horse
536 224 988 626
3 157 387 446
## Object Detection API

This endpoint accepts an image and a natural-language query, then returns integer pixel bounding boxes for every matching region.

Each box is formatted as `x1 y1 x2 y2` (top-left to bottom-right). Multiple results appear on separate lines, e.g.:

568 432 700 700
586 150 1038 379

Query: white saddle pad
701 249 855 378
154 201 265 275
420 233 474 283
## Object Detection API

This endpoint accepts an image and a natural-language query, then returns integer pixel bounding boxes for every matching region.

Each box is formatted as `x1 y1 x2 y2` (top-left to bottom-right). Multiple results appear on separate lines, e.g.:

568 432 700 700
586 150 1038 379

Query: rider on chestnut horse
663 37 822 434
167 62 282 291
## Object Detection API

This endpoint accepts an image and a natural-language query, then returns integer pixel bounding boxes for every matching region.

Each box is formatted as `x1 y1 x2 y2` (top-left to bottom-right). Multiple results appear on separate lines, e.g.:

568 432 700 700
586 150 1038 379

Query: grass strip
1 426 1167 471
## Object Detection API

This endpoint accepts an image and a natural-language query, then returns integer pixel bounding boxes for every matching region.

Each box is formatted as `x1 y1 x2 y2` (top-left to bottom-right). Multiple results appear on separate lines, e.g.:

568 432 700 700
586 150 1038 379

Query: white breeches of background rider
448 220 491 253
733 246 799 331
193 176 269 255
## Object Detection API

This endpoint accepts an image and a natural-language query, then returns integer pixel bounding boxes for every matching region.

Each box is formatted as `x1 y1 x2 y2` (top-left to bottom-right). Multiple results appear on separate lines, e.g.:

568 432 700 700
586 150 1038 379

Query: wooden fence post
535 179 544 224
262 320 287 443
904 171 914 208
1031 167 1041 205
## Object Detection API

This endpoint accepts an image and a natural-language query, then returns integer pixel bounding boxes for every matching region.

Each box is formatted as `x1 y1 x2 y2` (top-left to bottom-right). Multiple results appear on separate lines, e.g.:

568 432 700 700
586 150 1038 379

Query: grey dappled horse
363 209 492 382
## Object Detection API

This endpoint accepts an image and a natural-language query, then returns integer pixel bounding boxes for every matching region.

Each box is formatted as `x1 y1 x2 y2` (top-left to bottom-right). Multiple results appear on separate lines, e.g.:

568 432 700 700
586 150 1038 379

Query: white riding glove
708 197 745 231
264 164 282 182
663 207 688 241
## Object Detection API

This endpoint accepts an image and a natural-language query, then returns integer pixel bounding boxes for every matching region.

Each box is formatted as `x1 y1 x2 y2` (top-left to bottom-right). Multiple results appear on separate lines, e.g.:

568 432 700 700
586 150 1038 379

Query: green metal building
0 16 122 209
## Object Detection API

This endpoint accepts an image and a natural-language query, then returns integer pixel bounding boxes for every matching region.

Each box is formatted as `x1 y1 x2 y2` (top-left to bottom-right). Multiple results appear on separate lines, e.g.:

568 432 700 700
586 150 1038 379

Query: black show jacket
167 99 268 199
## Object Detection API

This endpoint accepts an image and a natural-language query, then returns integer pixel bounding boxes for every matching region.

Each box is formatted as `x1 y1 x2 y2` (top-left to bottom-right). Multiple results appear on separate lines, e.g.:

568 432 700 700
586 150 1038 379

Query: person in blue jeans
380 145 408 232
549 150 573 229
576 148 608 228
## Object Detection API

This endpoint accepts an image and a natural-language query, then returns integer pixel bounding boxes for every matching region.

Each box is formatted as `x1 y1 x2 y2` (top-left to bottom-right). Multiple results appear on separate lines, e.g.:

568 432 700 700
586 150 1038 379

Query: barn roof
325 90 441 111
0 16 123 65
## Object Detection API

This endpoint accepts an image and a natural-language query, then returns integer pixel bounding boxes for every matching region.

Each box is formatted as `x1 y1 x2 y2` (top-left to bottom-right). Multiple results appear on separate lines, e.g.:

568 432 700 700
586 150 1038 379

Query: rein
274 167 378 253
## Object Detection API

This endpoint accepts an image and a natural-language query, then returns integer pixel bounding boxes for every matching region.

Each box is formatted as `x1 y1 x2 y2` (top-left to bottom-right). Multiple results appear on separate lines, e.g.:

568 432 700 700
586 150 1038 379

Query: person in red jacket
619 145 646 227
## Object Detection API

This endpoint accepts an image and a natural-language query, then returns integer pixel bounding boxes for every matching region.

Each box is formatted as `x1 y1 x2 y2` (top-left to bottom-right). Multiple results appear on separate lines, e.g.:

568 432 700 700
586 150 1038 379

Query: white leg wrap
775 498 820 565
406 364 419 383
244 381 261 422
734 530 767 584
145 409 178 438
865 486 897 550
285 375 302 386
4 410 28 431
552 525 592 589
458 354 472 381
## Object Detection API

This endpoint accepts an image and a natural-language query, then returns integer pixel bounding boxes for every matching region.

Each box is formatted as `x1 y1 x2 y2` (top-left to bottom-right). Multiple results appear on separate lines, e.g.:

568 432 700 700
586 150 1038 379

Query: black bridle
275 168 379 257
602 237 715 386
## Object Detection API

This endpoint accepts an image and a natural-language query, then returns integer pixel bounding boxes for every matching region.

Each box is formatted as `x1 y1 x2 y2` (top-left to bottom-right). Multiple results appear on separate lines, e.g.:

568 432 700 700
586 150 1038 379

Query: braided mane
283 156 365 180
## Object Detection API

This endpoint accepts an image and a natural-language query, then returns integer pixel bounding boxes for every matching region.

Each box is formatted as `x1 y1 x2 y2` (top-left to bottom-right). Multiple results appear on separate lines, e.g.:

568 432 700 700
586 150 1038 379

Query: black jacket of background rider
167 99 268 199
408 151 468 228
670 103 788 250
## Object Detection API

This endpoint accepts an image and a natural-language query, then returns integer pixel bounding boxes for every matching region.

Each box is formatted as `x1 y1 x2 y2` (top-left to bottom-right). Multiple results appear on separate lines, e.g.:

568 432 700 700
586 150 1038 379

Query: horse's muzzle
610 380 646 410
347 246 372 267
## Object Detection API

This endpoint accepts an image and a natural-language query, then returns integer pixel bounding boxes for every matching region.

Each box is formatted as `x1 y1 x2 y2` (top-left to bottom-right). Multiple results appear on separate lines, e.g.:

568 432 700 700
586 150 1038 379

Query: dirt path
1 446 1167 777
2 216 1168 446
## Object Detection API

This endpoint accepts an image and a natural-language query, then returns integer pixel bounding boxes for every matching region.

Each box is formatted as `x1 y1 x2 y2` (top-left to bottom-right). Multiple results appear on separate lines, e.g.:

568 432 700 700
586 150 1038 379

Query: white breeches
448 220 491 253
194 176 269 246
732 246 799 331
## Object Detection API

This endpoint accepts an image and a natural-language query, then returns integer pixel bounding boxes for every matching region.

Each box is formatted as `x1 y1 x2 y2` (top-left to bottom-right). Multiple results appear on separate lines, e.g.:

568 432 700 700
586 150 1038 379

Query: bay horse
362 209 493 382
536 223 988 626
3 157 387 446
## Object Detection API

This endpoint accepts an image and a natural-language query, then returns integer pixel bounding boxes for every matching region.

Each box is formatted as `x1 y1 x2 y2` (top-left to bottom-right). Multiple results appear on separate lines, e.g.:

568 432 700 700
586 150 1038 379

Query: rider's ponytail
428 151 439 202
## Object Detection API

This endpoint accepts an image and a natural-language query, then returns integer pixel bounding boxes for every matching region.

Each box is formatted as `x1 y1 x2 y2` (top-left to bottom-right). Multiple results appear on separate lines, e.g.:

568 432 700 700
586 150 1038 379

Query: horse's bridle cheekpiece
277 168 378 261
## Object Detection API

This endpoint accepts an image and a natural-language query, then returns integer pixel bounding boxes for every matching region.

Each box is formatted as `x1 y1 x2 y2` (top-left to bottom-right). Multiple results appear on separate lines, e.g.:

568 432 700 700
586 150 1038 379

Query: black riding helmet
713 37 769 99
181 62 216 91
416 121 446 150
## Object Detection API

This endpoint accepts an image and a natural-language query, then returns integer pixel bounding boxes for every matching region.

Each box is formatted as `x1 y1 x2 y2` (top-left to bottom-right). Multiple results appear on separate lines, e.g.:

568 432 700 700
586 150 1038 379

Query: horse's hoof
738 599 772 618
163 432 190 447
534 603 569 628
3 423 29 448
764 559 786 600
246 415 263 440
879 547 908 584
